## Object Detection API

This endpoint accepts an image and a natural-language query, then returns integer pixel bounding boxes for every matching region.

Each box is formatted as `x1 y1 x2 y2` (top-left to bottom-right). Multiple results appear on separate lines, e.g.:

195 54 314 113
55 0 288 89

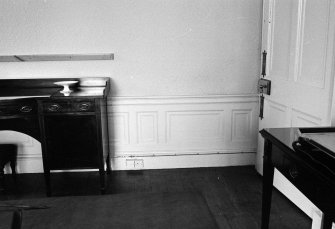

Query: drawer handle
20 105 33 113
78 103 91 111
289 167 299 179
48 104 61 112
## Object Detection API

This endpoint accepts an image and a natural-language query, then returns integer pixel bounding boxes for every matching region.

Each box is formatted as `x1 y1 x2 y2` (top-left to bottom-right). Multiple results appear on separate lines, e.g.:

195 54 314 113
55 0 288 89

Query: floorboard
0 166 311 229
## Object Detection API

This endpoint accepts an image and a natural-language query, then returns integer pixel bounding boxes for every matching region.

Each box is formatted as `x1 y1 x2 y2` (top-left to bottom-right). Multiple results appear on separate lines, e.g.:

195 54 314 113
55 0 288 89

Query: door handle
258 79 271 119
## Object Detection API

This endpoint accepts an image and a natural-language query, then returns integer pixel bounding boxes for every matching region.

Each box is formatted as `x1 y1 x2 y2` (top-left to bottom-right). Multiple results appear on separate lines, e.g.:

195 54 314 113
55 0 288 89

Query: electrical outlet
126 159 135 168
134 159 144 169
126 159 144 169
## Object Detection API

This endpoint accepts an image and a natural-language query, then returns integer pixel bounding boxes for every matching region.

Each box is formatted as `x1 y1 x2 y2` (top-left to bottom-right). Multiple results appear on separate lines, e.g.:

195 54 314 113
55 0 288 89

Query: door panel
299 0 331 87
291 108 322 127
268 0 294 80
257 0 335 226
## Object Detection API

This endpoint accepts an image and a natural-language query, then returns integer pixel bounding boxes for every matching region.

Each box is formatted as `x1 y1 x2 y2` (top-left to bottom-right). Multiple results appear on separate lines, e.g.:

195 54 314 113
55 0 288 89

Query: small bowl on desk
54 81 78 96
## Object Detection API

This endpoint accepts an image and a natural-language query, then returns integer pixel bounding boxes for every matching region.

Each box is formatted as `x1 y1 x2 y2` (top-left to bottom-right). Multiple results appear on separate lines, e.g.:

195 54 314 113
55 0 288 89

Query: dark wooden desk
0 78 111 196
260 128 335 229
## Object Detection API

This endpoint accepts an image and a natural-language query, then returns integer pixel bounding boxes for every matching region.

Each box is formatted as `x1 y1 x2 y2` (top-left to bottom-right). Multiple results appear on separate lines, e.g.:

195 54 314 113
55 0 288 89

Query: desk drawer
72 101 95 112
272 145 335 211
0 102 36 116
272 147 317 201
42 100 95 113
42 101 69 113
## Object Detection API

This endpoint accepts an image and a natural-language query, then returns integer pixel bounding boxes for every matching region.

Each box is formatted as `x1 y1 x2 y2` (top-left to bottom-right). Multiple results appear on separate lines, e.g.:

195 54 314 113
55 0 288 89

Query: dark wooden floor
0 166 310 229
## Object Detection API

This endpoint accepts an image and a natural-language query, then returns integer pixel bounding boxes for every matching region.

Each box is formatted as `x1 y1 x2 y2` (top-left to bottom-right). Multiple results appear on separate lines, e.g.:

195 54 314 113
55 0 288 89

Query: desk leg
105 99 111 175
44 170 51 197
106 155 111 175
0 170 5 194
99 168 106 195
261 139 274 229
322 214 333 229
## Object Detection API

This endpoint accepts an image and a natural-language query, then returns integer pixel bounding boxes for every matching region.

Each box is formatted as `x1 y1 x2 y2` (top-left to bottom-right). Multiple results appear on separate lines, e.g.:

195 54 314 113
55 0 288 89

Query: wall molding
113 149 256 158
111 152 256 171
108 94 259 170
108 94 258 105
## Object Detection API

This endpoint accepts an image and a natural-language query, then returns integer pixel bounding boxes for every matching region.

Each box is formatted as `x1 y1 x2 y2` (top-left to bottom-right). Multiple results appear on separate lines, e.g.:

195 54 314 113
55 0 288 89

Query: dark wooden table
0 78 111 196
260 127 335 229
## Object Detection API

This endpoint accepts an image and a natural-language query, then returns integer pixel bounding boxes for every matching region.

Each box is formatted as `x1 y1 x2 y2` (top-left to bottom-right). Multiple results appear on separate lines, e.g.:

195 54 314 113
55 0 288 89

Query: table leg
261 139 274 229
99 168 106 194
106 155 111 175
11 209 23 229
44 170 51 197
322 214 334 229
0 170 5 194
105 98 111 175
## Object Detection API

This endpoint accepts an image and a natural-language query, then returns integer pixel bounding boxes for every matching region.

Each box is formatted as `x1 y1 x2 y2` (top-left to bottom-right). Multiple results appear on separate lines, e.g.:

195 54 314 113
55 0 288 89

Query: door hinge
261 50 267 78
259 50 268 119
259 94 264 120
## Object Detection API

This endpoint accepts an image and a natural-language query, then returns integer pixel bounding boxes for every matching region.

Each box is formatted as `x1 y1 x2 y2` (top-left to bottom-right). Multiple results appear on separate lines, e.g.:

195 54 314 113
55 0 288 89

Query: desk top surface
260 127 300 151
260 127 335 152
0 77 110 99
261 127 335 179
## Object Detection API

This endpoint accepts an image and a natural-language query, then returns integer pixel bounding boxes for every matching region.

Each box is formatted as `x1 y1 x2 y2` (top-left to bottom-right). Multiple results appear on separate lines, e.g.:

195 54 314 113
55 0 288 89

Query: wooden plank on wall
0 53 114 62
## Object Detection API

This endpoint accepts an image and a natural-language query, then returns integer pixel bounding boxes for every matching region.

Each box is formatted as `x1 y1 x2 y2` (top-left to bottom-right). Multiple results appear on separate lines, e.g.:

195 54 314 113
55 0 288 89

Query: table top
261 127 335 152
260 127 335 183
260 127 301 151
0 77 110 99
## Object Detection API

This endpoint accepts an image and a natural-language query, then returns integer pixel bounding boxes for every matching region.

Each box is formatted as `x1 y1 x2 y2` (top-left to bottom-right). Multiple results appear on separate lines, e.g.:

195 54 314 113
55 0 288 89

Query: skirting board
111 152 256 170
8 152 255 174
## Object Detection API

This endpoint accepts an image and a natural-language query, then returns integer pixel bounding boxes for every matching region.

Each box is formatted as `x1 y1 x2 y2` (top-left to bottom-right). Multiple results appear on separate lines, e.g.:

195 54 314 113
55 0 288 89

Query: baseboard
111 152 256 170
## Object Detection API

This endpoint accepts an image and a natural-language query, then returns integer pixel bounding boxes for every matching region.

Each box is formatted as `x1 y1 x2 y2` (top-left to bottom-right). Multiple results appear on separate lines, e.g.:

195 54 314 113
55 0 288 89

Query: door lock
258 79 271 119
258 79 271 95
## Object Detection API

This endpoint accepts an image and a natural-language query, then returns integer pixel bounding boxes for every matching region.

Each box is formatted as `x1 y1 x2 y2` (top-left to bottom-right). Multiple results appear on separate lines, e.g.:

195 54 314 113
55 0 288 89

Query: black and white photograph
0 0 334 228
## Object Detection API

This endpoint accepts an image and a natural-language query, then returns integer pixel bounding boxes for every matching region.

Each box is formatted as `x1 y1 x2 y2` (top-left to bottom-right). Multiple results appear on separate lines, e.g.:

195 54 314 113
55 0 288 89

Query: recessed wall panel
232 109 252 142
167 111 224 144
111 113 130 144
137 112 158 144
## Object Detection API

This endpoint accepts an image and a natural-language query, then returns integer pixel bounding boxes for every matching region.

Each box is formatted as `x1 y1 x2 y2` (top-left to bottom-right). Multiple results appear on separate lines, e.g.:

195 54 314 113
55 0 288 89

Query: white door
256 0 335 227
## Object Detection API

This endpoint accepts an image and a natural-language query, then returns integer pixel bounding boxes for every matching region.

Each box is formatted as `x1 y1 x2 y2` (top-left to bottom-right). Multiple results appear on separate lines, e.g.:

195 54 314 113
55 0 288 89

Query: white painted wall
0 0 262 172
0 0 262 96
